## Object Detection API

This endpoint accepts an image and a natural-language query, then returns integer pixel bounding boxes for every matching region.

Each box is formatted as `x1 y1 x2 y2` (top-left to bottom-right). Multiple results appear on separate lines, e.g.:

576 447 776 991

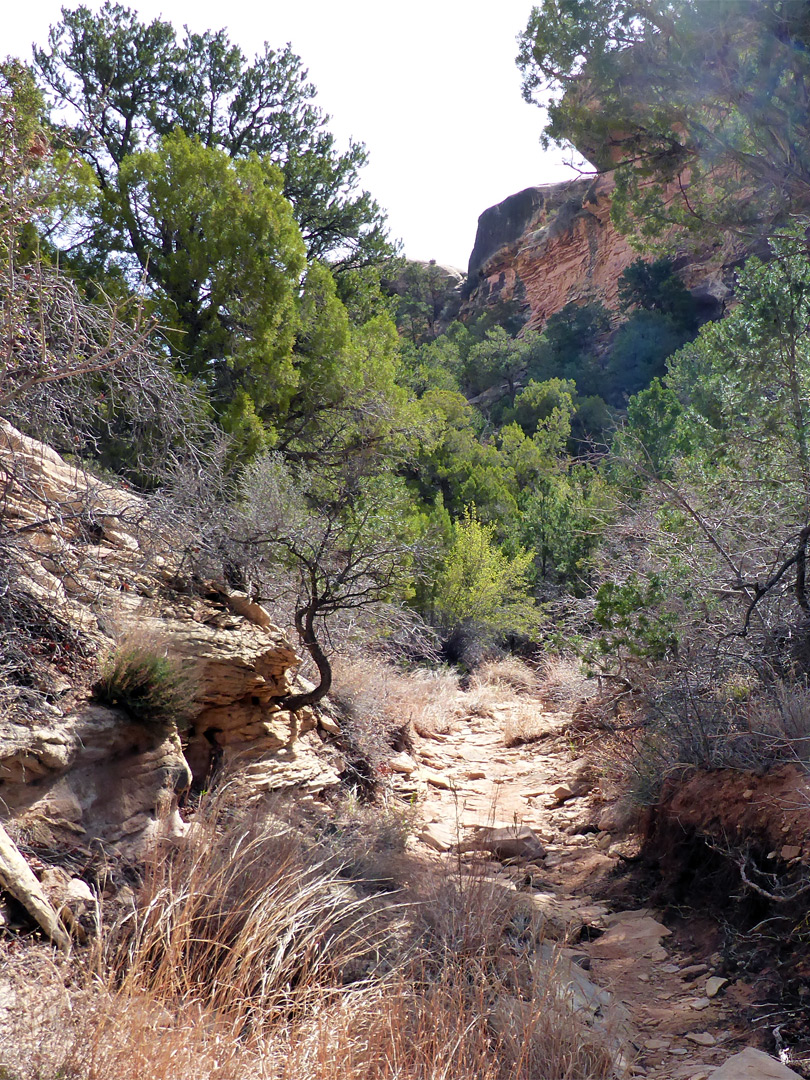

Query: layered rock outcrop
461 174 735 330
0 420 341 854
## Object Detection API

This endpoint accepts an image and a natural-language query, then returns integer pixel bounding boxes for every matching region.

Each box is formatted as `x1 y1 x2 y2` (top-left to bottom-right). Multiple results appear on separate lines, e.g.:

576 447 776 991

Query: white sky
4 0 582 270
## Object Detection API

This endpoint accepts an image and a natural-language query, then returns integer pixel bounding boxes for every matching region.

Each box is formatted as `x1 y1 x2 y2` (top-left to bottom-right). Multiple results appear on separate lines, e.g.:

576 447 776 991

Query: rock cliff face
461 174 735 330
0 421 341 855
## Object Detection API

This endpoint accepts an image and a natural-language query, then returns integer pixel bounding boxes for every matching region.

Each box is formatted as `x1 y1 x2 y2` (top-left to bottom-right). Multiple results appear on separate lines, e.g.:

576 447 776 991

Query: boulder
708 1048 803 1079
457 824 546 863
589 914 671 961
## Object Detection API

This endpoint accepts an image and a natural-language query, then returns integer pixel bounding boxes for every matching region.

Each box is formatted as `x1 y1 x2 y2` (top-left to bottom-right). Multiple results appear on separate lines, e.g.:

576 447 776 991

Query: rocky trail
391 692 802 1080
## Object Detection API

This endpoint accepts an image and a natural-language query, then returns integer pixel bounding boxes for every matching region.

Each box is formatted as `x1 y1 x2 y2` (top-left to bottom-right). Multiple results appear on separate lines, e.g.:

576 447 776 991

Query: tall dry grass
331 653 462 747
469 658 542 698
0 790 622 1080
277 958 618 1080
108 792 380 1028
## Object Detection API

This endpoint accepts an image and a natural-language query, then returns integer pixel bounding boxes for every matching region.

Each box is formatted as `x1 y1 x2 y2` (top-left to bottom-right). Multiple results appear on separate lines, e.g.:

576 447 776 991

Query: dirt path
397 695 761 1080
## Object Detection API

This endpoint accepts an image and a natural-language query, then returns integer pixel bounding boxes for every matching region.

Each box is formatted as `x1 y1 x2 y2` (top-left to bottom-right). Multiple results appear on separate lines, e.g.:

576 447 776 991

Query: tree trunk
280 600 332 712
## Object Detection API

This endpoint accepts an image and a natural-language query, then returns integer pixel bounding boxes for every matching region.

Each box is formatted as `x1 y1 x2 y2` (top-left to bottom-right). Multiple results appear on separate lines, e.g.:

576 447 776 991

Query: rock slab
708 1047 803 1080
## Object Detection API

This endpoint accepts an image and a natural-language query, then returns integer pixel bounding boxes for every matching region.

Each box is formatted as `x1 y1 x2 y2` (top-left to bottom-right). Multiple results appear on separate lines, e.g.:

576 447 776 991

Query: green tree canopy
518 0 810 239
617 228 810 651
34 2 392 269
115 130 305 416
434 507 539 637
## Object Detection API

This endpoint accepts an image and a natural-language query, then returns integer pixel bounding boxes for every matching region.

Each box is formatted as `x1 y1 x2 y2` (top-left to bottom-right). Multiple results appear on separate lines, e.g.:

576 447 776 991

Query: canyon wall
461 174 735 330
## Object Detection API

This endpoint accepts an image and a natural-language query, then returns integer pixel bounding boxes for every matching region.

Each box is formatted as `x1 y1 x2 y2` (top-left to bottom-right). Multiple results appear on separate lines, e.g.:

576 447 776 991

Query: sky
4 0 583 271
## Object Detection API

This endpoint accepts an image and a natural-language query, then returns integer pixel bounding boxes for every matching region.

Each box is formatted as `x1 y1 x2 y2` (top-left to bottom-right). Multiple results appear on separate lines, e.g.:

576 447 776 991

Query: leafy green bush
94 640 196 727
434 507 539 639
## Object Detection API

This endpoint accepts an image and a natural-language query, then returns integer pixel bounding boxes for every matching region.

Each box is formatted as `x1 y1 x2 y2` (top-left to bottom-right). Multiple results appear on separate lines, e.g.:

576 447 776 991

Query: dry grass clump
0 803 621 1080
0 979 267 1080
537 654 595 709
463 679 504 718
109 794 378 1025
502 704 554 748
279 864 618 1080
469 657 541 697
278 957 617 1080
330 653 461 752
314 795 418 893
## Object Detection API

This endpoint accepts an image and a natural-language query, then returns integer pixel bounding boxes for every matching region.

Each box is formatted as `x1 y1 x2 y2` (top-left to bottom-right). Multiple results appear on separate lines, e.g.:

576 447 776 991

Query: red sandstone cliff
461 173 737 330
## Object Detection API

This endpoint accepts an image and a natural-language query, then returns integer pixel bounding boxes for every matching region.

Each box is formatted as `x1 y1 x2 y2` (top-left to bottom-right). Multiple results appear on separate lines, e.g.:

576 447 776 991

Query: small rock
550 783 574 804
705 976 728 998
318 714 340 735
389 752 417 775
685 1032 716 1047
466 769 487 780
638 973 650 982
742 789 754 799
65 878 95 905
663 962 681 973
645 1038 671 1050
458 824 546 863
780 845 801 861
670 1048 689 1056
603 908 651 925
596 832 612 850
418 822 456 852
688 997 711 1011
420 768 454 790
681 963 710 980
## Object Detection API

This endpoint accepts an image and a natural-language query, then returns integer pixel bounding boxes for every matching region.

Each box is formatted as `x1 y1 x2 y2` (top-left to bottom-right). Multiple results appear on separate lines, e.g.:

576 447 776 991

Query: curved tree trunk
280 600 332 712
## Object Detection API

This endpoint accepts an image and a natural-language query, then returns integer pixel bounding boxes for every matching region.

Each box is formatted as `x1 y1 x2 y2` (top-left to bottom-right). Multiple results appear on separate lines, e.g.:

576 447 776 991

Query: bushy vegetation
0 792 620 1080
3 0 810 798
93 638 196 728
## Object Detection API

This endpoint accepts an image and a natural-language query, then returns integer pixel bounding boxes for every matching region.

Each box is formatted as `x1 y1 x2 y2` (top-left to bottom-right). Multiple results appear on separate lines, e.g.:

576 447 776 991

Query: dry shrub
330 653 461 752
0 813 620 1080
109 792 379 1027
502 704 554 748
586 668 810 807
537 654 595 709
469 657 541 697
